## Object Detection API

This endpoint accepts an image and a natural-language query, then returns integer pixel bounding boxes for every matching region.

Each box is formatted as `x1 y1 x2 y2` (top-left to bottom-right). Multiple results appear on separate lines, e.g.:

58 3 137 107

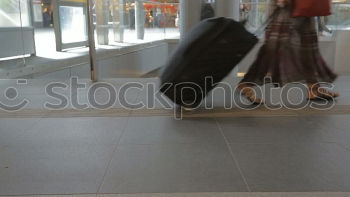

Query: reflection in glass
0 0 29 70
240 0 271 32
240 0 350 32
60 6 88 43
327 2 350 30
0 0 30 27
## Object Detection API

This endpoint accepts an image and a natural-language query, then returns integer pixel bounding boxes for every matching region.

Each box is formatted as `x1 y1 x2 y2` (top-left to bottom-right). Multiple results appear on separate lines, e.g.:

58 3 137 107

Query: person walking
238 0 339 104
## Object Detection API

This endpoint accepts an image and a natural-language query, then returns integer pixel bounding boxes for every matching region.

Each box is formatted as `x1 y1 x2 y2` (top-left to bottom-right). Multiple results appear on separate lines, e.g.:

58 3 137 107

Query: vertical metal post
52 0 63 51
135 0 145 40
215 0 239 20
112 0 125 42
87 0 98 82
96 0 109 45
179 0 201 40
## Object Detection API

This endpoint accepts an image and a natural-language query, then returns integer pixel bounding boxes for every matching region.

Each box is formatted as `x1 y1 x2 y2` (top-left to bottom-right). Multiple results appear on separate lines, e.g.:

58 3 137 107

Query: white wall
0 27 36 58
30 63 90 79
30 38 342 80
335 30 350 75
179 0 202 39
29 42 169 79
96 43 168 78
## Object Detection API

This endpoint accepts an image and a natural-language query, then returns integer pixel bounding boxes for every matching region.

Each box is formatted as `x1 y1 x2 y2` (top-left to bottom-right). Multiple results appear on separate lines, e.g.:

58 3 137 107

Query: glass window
142 0 180 41
93 0 180 45
0 0 29 65
240 0 272 32
327 1 350 30
60 5 88 43
0 0 31 27
240 0 350 33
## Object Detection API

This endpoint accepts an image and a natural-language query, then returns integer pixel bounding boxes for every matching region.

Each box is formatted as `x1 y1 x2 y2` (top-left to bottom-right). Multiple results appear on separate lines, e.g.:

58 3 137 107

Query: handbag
292 0 331 17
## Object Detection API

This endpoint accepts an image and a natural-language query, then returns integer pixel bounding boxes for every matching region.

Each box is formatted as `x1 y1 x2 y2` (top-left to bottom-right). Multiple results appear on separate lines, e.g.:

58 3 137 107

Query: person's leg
235 7 290 105
294 18 338 100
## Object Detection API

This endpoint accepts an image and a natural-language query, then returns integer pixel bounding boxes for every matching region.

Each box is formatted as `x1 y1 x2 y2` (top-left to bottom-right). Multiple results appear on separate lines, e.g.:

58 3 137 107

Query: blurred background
0 0 349 79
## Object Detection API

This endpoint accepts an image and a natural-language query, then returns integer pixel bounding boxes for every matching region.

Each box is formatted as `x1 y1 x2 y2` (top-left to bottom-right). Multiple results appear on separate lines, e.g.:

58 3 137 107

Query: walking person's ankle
307 84 339 100
237 83 264 105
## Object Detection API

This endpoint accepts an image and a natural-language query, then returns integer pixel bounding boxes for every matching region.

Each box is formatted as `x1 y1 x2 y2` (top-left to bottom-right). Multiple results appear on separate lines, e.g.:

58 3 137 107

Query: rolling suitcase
160 17 258 108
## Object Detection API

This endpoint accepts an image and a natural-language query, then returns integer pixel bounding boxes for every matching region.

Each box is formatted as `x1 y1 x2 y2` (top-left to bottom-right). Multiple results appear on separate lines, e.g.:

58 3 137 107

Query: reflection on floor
0 76 350 195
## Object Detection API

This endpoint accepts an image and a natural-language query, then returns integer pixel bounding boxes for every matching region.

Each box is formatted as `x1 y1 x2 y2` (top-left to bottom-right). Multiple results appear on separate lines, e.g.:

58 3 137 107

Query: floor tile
310 115 350 131
0 117 129 195
306 115 350 149
217 116 306 128
97 193 350 197
216 117 326 144
17 117 129 146
99 143 248 193
333 93 350 105
229 143 350 192
334 76 350 93
119 116 225 145
0 141 113 195
0 118 41 150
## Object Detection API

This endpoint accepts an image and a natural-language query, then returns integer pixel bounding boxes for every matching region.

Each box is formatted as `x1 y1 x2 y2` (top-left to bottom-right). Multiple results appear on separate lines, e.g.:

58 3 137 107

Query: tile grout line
214 118 252 192
4 104 350 118
96 114 131 194
128 88 143 121
96 88 141 194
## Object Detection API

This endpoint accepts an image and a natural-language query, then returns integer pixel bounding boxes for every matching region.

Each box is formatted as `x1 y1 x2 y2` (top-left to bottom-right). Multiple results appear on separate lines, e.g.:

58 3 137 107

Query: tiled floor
1 115 350 195
1 193 350 197
1 77 350 195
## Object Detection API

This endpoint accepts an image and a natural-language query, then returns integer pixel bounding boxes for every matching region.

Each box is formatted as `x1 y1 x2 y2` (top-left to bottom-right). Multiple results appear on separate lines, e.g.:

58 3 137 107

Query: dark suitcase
160 17 258 108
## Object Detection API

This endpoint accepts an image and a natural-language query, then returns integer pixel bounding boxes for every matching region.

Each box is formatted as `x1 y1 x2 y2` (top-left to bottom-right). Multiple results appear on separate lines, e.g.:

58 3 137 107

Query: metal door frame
53 0 89 51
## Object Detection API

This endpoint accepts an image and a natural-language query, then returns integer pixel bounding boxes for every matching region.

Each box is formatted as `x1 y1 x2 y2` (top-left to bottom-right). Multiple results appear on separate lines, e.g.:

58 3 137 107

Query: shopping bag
292 0 331 17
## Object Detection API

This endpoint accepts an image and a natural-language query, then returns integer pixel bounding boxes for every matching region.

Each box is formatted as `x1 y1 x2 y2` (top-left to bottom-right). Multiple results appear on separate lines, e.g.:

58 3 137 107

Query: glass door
53 0 88 51
0 0 32 67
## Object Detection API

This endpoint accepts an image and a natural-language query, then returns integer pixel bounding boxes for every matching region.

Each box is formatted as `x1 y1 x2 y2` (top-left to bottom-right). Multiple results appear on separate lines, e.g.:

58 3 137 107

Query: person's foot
238 84 264 105
182 106 196 112
308 87 339 100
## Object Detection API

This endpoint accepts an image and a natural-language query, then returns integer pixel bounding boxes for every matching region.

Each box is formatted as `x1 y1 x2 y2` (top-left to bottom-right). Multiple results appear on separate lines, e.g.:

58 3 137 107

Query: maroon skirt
240 7 337 86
